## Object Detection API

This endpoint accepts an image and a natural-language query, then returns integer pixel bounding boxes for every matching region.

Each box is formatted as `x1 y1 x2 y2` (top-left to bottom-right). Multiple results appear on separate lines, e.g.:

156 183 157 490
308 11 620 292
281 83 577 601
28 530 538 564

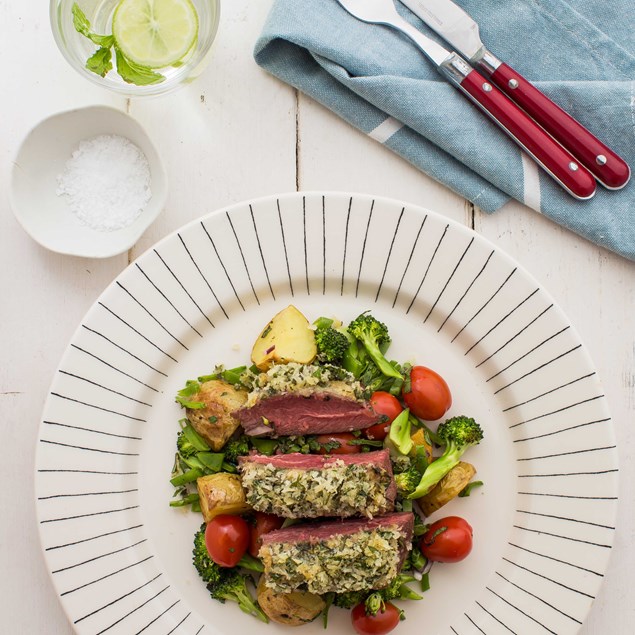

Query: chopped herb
321 593 335 629
348 438 384 448
459 480 484 497
313 317 335 329
169 492 200 507
261 324 272 338
426 525 448 543
221 366 247 384
175 380 205 409
413 515 427 537
250 438 278 455
208 415 218 423
402 366 412 394
170 467 203 487
400 499 413 512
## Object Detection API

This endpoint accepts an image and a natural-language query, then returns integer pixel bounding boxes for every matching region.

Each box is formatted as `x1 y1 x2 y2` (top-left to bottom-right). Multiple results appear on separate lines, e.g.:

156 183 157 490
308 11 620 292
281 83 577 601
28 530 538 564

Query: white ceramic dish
35 192 618 634
10 106 167 258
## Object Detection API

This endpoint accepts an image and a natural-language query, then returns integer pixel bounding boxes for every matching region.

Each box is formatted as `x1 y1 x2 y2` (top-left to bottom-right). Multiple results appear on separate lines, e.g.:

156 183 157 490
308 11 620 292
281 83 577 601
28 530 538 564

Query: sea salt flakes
56 134 152 232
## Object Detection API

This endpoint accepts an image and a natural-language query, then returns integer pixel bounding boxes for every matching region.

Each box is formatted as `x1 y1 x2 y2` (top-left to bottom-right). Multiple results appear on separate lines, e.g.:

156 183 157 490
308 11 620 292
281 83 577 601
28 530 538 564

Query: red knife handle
455 68 596 200
489 63 630 189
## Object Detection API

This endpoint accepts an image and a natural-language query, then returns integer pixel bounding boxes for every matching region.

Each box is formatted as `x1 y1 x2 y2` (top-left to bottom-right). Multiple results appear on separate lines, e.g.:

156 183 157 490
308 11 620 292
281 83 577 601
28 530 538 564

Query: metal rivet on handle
596 154 607 165
482 83 492 92
569 162 579 171
508 79 519 89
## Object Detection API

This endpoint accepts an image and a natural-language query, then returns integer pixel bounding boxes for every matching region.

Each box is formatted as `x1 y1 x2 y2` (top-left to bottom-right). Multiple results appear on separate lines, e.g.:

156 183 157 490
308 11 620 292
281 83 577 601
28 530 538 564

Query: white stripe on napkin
521 152 542 212
368 117 404 144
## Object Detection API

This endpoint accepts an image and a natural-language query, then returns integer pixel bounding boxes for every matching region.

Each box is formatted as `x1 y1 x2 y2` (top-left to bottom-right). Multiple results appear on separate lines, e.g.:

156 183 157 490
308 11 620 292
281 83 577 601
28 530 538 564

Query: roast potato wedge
251 305 317 371
185 379 247 451
409 427 434 464
197 473 251 522
417 461 476 517
257 577 325 626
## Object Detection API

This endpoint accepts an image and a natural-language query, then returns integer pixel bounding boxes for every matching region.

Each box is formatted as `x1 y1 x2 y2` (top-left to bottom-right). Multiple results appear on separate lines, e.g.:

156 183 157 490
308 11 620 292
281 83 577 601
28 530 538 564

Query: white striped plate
36 192 617 635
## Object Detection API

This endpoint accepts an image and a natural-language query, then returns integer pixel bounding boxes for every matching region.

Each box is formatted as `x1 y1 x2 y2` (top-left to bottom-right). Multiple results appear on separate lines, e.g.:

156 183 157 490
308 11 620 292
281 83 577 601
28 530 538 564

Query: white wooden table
1 1 633 633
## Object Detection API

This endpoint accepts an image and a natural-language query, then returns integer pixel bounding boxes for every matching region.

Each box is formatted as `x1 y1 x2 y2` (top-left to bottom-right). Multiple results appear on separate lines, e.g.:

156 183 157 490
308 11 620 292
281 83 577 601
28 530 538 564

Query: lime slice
112 0 199 69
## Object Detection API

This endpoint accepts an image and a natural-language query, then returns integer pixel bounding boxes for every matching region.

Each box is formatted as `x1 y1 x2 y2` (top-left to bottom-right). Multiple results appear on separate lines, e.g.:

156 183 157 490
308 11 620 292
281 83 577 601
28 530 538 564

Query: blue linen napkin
254 0 635 261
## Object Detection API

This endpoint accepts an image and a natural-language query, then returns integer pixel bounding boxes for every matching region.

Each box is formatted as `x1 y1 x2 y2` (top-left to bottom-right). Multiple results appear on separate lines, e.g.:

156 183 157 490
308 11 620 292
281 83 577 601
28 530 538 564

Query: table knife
399 0 630 189
336 0 596 200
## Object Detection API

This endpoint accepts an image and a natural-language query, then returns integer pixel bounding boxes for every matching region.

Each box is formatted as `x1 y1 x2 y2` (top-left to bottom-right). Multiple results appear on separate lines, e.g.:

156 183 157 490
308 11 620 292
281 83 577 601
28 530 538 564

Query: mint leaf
71 3 165 86
90 33 115 47
115 48 165 85
72 3 113 46
175 379 205 409
72 1 115 78
86 46 113 77
71 3 92 38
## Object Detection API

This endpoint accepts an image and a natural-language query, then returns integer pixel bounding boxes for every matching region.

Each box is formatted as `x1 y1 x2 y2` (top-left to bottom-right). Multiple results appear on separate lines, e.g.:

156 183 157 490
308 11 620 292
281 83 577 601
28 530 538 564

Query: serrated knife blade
399 0 484 59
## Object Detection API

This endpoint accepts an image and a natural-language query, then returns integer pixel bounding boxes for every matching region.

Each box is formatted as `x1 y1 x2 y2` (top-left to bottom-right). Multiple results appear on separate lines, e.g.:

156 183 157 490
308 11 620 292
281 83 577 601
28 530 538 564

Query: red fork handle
489 63 630 189
455 68 596 200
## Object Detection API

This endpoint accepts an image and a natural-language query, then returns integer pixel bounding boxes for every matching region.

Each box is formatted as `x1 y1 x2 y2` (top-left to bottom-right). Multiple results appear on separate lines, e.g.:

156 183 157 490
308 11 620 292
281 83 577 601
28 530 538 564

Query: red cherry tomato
366 392 403 440
351 601 402 635
249 512 284 557
420 516 473 563
205 515 250 567
316 432 361 454
402 366 452 421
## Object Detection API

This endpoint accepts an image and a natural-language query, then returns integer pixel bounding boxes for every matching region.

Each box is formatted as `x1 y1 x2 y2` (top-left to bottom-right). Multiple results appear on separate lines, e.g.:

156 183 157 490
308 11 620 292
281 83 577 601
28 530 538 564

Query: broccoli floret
438 415 484 446
394 465 422 497
223 435 251 464
315 325 350 364
209 569 268 622
192 525 268 622
333 574 421 616
363 574 420 616
408 416 483 500
369 573 422 606
347 313 402 380
314 322 367 378
176 431 198 458
192 525 223 585
333 590 368 609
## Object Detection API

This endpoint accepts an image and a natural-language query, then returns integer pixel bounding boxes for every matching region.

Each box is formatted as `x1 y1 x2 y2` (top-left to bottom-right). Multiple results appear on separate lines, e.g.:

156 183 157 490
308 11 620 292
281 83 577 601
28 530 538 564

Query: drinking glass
50 0 220 96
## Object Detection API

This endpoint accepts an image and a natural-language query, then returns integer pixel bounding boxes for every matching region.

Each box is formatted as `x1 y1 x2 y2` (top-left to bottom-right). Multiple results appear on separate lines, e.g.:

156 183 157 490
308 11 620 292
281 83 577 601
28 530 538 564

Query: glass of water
50 0 220 96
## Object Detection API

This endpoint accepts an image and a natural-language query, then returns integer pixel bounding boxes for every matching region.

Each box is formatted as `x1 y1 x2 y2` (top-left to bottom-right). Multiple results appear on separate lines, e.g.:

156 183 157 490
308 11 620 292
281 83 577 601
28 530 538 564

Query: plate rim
34 190 619 634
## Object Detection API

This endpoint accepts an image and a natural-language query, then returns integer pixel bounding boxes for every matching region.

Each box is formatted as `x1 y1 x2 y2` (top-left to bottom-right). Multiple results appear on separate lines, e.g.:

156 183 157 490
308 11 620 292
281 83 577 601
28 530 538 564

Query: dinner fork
335 0 597 200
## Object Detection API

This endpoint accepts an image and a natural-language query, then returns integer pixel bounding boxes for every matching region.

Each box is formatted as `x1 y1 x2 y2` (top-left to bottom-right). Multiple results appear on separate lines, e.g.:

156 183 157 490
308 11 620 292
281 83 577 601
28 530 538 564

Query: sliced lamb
259 512 414 594
238 449 396 518
233 391 381 436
